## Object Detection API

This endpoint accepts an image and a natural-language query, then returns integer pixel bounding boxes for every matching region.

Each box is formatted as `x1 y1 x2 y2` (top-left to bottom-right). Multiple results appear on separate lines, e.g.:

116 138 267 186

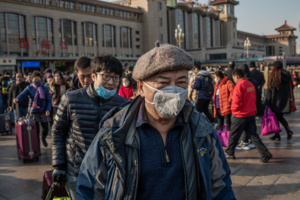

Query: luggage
15 103 39 163
42 170 69 200
261 108 281 136
217 124 230 147
0 113 12 135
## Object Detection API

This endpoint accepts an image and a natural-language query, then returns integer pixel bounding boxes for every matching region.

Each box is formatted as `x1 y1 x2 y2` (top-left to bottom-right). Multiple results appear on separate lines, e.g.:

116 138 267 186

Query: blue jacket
16 85 52 114
76 97 236 200
191 70 212 100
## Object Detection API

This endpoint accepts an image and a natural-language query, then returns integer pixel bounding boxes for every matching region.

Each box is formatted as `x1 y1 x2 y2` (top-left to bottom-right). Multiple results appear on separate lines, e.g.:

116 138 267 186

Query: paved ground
0 111 300 200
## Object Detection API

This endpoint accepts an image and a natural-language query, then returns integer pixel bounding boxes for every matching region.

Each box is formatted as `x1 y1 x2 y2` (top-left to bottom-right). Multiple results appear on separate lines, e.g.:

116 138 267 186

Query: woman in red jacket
118 75 134 101
213 71 235 130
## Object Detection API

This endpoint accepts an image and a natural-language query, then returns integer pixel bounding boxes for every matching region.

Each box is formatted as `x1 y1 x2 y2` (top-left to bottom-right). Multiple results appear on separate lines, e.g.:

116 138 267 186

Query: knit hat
46 73 53 78
132 42 194 81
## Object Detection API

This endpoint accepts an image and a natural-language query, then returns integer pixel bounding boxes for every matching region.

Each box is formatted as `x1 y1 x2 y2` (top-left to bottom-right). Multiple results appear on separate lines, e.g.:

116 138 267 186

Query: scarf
32 83 45 109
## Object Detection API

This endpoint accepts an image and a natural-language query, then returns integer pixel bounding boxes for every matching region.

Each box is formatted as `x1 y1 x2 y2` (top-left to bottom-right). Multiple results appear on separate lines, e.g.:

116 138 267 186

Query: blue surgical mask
33 80 42 87
96 85 116 99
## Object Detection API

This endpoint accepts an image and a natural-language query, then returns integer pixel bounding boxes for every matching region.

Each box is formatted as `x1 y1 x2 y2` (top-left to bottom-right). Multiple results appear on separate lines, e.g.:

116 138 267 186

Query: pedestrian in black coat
265 61 293 141
249 62 265 116
7 73 29 118
224 61 235 84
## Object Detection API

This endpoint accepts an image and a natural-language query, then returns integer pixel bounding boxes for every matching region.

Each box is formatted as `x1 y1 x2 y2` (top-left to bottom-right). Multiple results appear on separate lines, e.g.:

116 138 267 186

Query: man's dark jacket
51 83 127 177
76 97 236 200
8 81 29 109
265 71 293 114
250 68 265 92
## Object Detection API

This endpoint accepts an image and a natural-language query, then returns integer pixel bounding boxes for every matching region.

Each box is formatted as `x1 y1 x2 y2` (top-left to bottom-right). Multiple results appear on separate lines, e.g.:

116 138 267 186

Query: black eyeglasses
97 73 120 82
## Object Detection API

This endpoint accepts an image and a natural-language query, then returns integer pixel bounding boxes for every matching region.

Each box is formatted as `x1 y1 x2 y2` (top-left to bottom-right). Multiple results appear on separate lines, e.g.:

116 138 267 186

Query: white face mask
143 82 188 118
123 82 129 87
214 77 219 83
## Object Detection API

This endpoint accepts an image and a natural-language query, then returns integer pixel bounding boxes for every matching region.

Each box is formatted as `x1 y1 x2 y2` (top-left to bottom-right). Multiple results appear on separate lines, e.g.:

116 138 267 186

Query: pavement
0 111 300 200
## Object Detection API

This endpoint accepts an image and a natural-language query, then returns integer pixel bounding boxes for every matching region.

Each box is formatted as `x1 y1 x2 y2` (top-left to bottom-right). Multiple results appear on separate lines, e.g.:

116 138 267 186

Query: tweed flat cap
133 42 194 80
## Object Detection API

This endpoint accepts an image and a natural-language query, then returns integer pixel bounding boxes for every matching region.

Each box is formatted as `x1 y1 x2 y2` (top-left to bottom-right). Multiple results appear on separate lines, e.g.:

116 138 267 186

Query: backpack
202 75 214 97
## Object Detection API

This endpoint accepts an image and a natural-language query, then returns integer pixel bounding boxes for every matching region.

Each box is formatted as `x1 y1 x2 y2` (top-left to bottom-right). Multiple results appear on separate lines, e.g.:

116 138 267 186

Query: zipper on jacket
165 148 170 163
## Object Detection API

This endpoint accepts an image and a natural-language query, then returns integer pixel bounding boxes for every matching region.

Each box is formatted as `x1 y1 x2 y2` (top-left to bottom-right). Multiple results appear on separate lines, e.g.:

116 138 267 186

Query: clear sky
103 0 300 53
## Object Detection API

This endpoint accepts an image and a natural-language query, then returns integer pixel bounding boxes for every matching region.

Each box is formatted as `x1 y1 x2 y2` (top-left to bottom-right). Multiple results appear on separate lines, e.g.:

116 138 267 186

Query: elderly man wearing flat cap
76 43 236 200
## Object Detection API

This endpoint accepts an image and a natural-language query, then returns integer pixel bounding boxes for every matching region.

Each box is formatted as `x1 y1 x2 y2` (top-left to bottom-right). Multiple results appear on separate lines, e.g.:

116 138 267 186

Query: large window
59 19 77 46
31 16 54 44
30 0 51 5
193 13 200 49
82 22 97 47
120 27 132 48
56 0 75 9
0 13 5 42
79 4 96 13
102 24 116 47
207 17 213 47
0 13 26 43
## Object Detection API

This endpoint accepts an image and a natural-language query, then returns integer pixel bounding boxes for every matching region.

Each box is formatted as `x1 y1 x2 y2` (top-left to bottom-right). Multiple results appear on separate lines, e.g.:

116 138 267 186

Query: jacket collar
221 76 229 85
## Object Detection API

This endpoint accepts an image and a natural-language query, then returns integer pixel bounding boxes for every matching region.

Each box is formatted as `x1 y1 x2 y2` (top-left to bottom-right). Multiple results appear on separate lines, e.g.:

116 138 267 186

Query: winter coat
16 84 52 114
213 77 235 118
231 78 256 118
50 83 70 105
191 70 213 100
188 72 198 102
118 84 133 101
8 81 29 109
76 97 236 200
224 67 235 84
250 69 265 92
51 83 127 177
265 71 293 114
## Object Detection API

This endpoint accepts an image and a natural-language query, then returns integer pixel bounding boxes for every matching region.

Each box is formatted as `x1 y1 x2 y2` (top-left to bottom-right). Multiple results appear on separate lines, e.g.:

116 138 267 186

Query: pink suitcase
15 118 40 163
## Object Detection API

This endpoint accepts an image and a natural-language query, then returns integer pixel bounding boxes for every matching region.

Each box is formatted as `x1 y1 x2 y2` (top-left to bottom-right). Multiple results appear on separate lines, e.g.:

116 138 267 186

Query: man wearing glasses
51 55 127 200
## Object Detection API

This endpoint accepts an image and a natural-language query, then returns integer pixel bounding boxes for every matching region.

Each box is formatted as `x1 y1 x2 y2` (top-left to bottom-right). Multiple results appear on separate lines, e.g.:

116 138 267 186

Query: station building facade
0 0 298 74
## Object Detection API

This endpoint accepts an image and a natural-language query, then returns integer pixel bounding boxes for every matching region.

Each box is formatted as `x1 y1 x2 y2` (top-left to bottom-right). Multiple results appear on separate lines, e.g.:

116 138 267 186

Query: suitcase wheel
34 157 39 161
23 160 27 164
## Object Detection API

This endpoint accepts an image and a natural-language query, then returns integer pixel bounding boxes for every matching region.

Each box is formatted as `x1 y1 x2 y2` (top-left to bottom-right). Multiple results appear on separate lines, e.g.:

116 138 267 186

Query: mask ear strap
145 97 155 105
143 81 158 92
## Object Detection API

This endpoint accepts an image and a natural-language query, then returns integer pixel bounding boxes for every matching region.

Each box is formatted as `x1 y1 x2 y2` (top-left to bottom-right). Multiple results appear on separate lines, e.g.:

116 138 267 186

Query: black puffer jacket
51 83 127 177
265 71 293 114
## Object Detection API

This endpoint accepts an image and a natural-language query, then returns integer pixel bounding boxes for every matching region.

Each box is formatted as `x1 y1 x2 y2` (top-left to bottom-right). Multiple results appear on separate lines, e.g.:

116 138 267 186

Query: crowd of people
0 43 297 199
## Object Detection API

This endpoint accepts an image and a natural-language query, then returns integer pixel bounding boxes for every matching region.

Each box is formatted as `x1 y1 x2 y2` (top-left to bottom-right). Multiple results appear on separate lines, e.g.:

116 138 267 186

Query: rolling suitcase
15 104 39 163
0 113 12 135
42 170 69 200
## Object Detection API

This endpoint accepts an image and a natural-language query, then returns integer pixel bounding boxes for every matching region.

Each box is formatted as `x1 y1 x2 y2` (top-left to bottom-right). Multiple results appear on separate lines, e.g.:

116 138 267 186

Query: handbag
261 108 281 136
217 124 230 147
289 82 296 112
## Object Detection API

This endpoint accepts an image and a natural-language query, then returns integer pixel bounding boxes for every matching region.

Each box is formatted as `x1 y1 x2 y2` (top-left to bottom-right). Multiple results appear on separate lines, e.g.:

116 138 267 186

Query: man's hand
8 107 12 112
13 98 18 104
45 111 50 116
52 169 67 185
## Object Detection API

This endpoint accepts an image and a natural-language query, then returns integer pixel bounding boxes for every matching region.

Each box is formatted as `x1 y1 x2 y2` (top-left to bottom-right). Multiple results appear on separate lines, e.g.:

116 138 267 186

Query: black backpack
202 75 214 97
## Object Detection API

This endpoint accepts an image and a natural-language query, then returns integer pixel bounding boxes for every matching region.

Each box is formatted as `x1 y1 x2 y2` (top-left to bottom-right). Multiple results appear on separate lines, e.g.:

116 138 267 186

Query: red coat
118 85 133 101
213 76 235 118
231 78 257 118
